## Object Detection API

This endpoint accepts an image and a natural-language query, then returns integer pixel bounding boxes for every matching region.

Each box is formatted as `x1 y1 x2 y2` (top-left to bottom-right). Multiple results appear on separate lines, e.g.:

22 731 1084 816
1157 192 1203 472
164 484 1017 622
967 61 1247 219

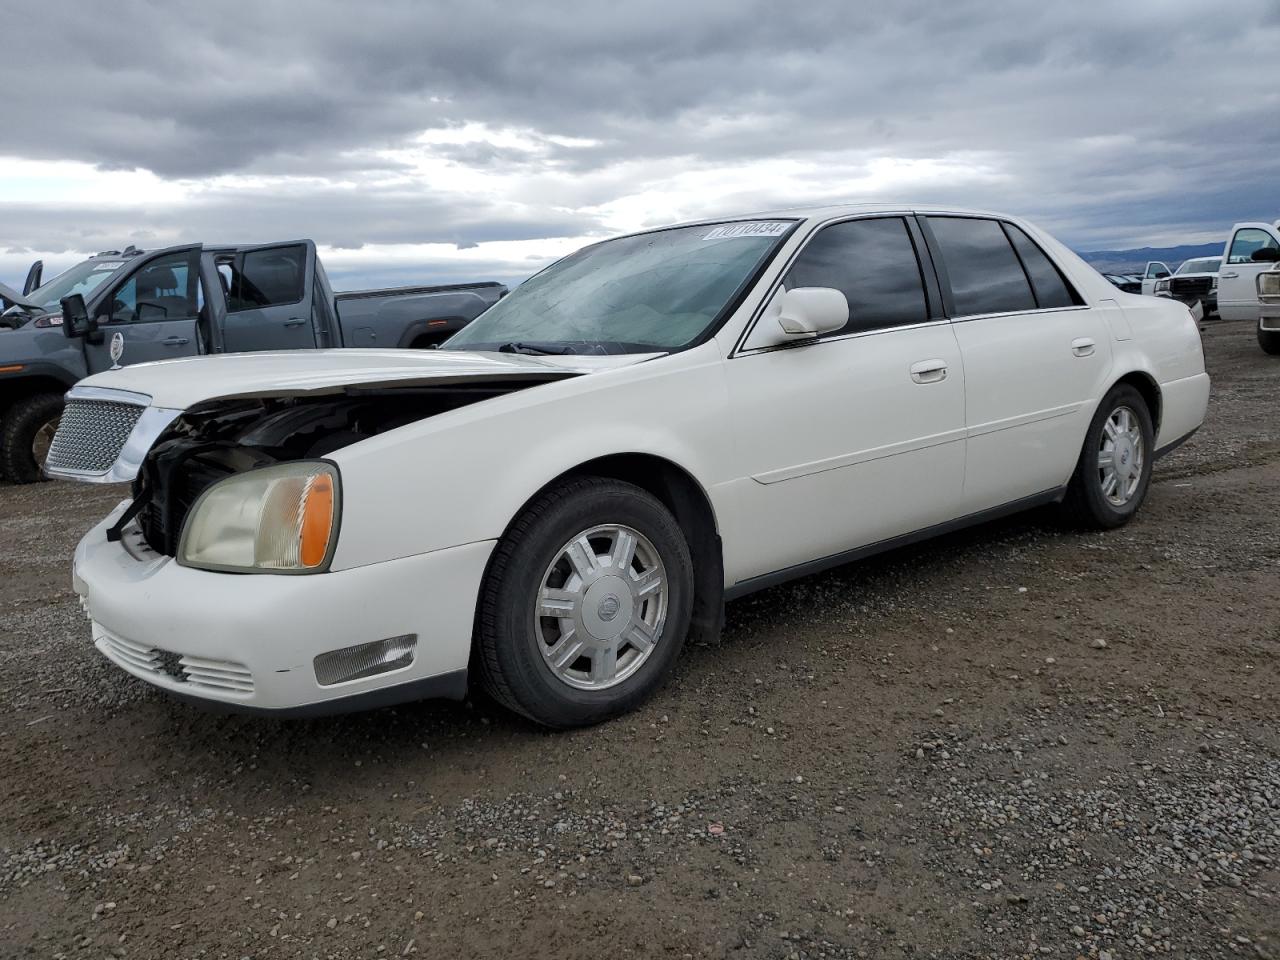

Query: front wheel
1259 327 1280 355
1063 385 1154 530
474 477 694 728
0 392 64 484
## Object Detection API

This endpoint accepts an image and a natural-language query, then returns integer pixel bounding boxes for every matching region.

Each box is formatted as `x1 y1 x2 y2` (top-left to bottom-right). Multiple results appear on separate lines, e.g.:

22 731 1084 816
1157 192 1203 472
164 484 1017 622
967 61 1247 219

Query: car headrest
135 266 179 295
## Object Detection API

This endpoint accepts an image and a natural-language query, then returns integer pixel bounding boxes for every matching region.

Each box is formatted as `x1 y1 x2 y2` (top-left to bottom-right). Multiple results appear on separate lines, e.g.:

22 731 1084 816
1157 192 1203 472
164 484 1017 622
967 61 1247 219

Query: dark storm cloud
1 0 1278 258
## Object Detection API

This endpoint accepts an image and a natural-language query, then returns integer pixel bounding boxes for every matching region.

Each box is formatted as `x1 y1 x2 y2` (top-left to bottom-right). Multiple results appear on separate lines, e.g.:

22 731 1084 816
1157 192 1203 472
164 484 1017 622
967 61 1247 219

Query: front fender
328 345 732 571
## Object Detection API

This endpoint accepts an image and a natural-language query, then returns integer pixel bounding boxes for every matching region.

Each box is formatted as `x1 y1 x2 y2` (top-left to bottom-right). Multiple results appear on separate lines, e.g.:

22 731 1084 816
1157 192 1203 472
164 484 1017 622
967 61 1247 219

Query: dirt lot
1 320 1277 960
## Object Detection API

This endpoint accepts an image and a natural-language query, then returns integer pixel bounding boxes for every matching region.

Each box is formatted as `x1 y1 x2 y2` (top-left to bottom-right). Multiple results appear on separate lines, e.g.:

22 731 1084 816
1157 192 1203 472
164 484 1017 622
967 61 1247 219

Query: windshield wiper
495 341 576 356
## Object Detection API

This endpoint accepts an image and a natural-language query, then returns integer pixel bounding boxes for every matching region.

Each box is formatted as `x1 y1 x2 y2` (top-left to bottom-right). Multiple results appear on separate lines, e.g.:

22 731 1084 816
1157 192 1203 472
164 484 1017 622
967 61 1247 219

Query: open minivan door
23 260 43 296
1141 261 1171 296
216 240 319 353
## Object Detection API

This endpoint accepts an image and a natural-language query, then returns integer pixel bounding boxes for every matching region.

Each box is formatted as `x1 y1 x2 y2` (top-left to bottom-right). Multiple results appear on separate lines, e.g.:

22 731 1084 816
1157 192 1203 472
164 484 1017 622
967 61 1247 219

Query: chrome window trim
948 304 1093 323
734 316 954 357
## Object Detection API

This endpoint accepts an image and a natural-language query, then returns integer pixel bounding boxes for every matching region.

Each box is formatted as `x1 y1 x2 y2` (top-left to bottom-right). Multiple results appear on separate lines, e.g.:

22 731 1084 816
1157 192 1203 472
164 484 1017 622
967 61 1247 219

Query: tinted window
929 217 1036 316
1005 224 1079 309
783 217 928 334
1227 228 1280 265
226 245 306 311
105 253 196 323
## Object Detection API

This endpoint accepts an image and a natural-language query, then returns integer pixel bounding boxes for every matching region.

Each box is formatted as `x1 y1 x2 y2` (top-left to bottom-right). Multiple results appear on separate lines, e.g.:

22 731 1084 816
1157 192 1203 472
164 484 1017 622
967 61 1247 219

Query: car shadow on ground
103 504 1073 794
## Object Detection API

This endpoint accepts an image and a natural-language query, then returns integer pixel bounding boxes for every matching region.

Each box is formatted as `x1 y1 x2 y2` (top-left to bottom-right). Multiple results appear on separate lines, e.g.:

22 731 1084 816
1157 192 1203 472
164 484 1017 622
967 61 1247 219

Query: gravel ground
1 320 1277 959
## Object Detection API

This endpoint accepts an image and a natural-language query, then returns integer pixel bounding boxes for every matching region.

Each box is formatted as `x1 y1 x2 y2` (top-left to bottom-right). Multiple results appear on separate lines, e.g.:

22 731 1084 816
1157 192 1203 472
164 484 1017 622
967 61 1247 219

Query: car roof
664 202 1007 228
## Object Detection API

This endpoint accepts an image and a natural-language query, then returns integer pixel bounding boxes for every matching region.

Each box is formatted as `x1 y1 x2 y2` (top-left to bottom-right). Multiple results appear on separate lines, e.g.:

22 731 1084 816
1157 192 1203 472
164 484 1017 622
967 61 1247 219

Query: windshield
444 220 796 354
1176 258 1220 275
26 258 127 312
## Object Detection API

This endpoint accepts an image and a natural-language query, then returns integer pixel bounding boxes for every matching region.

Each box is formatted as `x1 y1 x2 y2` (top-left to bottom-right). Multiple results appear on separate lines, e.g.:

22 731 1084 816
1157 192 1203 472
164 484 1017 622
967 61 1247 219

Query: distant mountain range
1075 242 1223 276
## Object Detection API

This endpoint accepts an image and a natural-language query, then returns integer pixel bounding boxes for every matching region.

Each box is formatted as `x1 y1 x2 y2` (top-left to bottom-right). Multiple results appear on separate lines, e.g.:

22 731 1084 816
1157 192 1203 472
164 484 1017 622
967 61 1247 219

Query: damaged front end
48 378 568 558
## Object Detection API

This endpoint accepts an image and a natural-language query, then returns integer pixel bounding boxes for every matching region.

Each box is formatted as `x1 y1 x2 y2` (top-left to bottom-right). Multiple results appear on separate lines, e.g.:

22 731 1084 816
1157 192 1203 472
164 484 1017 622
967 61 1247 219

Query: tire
474 476 694 728
1258 328 1280 355
0 392 64 484
1063 384 1154 530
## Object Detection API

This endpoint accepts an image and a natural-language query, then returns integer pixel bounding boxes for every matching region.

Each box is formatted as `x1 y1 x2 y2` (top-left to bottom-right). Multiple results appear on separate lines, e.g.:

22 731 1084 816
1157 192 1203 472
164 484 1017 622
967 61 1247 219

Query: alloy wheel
1097 405 1145 506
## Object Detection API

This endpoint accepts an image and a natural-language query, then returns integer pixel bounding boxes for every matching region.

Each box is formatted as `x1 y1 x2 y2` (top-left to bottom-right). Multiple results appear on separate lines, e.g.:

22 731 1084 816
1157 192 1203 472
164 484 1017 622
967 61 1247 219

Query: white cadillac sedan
49 205 1209 728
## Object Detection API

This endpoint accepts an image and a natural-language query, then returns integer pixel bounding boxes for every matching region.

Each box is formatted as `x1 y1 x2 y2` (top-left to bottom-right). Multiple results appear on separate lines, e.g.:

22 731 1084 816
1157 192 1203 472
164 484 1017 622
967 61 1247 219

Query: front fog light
178 461 340 573
314 635 417 686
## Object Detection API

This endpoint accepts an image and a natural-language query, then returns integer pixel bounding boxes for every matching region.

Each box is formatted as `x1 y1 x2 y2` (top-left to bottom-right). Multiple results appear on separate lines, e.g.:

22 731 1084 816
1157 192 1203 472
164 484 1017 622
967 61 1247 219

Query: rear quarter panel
1018 219 1208 448
336 288 501 348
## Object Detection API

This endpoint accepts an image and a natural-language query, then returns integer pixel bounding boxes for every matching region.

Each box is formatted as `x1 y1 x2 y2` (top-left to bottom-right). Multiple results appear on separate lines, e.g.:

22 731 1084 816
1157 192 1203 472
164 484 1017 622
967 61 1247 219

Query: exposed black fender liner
165 668 468 718
724 486 1067 600
1154 425 1199 460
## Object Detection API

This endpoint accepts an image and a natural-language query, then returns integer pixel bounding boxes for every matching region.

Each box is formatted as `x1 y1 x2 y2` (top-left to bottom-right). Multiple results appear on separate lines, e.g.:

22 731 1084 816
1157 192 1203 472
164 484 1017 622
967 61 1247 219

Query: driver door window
1227 228 1280 265
105 253 198 323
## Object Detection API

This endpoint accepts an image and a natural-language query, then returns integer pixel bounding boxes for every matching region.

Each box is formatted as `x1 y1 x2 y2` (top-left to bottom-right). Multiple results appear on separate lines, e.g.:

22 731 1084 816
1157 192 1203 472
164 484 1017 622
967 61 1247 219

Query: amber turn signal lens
300 472 335 568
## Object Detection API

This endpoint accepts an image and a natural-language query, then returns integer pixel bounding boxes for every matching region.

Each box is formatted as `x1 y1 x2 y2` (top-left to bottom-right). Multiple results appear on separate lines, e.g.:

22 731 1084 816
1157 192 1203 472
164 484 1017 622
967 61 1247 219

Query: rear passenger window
225 245 306 312
1004 224 1080 309
783 217 929 335
928 217 1036 316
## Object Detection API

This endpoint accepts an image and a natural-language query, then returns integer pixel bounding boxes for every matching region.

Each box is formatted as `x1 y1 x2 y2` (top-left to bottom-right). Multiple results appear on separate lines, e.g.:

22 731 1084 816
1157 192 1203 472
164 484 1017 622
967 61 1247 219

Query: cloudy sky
3 0 1278 290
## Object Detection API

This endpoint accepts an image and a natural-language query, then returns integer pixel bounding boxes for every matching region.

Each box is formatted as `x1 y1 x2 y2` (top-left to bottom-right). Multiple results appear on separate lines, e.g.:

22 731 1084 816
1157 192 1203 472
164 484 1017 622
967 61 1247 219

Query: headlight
178 461 340 573
1155 279 1171 293
1259 271 1280 301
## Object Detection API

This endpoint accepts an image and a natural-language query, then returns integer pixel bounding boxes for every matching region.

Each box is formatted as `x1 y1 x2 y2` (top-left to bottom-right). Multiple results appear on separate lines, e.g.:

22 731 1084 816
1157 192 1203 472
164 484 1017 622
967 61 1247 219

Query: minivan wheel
1063 384 1154 530
1258 328 1280 355
474 476 694 728
0 393 64 484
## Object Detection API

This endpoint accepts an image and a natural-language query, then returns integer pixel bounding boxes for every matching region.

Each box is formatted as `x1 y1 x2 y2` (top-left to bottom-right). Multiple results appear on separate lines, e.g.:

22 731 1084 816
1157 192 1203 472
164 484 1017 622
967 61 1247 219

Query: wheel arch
496 452 725 645
0 373 72 417
1111 369 1162 437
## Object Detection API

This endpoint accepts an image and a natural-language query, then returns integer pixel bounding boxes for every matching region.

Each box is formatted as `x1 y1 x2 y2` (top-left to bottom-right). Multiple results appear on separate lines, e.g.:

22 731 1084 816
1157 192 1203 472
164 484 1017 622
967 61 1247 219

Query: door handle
162 337 190 346
909 359 948 383
1220 272 1239 279
283 318 307 327
1071 337 1095 357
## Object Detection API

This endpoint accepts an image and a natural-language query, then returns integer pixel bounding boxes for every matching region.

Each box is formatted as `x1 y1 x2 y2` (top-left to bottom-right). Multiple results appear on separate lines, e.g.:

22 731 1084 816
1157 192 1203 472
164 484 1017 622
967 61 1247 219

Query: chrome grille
46 398 144 474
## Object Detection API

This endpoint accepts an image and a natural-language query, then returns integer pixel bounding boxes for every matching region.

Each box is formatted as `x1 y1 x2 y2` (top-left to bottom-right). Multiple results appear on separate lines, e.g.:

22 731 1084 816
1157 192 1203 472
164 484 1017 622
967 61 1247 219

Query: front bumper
73 502 494 715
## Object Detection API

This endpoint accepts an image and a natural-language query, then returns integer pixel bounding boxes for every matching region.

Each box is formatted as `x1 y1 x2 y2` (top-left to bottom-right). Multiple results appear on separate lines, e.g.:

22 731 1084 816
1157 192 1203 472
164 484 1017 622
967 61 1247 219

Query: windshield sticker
703 221 792 241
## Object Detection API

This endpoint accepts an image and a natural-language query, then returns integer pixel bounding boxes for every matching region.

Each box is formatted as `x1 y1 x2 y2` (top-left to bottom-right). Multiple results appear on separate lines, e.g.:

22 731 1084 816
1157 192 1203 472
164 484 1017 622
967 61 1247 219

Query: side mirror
60 294 100 342
1154 270 1171 279
1251 247 1280 264
776 287 849 338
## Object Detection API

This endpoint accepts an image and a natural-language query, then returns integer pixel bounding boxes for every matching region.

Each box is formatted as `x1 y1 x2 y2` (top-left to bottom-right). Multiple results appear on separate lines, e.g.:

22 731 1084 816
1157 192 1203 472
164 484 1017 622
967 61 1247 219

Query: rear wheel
1063 384 1154 530
1258 327 1280 355
474 476 694 728
0 392 64 484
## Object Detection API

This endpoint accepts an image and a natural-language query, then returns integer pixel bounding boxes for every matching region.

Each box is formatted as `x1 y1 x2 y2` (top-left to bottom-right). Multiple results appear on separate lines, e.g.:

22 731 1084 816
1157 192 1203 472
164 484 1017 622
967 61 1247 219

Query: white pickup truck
1215 221 1280 326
